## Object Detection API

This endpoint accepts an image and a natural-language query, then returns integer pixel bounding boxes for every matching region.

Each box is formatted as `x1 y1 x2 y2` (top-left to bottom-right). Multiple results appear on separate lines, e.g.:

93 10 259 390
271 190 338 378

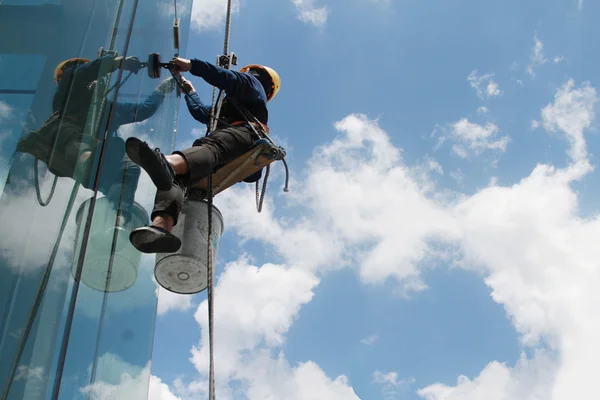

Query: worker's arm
187 59 266 102
178 77 212 125
185 91 212 125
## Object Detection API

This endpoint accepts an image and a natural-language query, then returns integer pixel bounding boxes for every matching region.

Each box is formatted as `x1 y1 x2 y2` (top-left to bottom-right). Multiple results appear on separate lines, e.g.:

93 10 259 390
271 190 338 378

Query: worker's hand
179 76 195 93
170 57 192 72
156 77 177 95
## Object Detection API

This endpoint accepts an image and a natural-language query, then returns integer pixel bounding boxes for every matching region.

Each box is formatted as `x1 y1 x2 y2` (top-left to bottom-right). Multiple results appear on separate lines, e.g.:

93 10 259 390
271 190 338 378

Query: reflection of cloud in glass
0 110 169 276
0 175 95 274
14 365 44 381
74 255 161 319
79 353 182 400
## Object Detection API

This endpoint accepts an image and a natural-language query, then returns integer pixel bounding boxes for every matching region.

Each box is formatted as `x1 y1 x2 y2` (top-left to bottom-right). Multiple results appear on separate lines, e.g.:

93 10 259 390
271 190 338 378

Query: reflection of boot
16 131 52 163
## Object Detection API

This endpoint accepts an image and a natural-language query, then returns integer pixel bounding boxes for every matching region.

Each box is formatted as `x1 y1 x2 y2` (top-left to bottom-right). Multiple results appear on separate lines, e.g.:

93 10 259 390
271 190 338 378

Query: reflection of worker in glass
17 53 177 220
124 57 281 253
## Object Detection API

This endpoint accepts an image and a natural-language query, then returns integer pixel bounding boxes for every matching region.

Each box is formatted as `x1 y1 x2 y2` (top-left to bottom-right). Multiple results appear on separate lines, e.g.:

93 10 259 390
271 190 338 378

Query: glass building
0 0 193 398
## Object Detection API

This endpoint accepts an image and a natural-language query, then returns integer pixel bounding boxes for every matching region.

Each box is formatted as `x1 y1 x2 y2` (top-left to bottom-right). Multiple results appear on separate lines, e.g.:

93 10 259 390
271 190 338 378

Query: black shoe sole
130 227 181 254
125 137 174 191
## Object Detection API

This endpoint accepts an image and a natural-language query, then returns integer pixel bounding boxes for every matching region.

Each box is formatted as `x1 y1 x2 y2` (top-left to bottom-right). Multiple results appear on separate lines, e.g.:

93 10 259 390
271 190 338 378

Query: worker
17 54 177 221
124 56 281 253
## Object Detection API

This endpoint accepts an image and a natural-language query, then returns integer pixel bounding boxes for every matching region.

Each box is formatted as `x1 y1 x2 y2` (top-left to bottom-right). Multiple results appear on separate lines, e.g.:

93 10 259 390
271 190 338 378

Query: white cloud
449 118 510 157
418 128 599 399
450 168 465 185
291 0 330 27
190 259 319 377
467 70 502 99
487 81 501 97
538 79 597 163
180 258 359 399
527 35 547 78
190 0 240 32
219 114 461 290
373 370 401 386
149 375 184 400
418 352 556 400
237 353 360 400
451 144 468 158
477 106 489 114
373 371 415 400
156 286 194 316
425 156 444 175
360 334 378 345
169 76 600 399
553 56 565 64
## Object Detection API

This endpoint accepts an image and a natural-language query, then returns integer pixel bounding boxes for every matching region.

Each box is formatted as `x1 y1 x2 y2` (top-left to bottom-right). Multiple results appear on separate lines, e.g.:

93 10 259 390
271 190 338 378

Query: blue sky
1 0 594 398
139 0 600 399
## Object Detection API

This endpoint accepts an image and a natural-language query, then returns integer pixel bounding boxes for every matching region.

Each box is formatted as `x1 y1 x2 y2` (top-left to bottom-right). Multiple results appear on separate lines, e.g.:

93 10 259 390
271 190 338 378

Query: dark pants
151 125 257 225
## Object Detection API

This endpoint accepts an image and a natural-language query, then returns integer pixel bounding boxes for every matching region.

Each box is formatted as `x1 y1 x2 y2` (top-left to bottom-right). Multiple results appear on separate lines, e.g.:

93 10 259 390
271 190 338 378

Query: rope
206 172 215 400
34 159 58 207
223 0 233 55
207 1 235 399
256 164 270 212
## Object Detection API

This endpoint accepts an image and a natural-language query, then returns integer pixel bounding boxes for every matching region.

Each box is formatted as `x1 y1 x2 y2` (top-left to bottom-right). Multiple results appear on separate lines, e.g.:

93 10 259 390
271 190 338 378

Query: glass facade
0 0 192 398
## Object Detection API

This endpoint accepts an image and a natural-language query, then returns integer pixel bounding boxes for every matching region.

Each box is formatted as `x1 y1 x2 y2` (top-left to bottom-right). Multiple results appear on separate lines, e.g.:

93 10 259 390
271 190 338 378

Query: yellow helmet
240 64 281 101
54 58 91 83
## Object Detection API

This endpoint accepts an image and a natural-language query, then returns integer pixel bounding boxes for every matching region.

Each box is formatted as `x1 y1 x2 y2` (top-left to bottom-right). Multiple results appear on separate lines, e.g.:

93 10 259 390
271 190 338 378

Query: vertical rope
223 0 233 55
207 2 234 399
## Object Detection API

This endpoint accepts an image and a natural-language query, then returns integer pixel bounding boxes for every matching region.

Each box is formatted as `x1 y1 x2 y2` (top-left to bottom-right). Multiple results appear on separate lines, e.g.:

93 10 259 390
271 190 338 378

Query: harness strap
229 120 270 134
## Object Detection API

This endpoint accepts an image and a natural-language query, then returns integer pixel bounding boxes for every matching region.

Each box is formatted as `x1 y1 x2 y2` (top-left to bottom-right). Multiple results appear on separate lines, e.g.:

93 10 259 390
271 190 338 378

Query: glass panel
0 0 134 394
0 0 190 397
57 0 193 398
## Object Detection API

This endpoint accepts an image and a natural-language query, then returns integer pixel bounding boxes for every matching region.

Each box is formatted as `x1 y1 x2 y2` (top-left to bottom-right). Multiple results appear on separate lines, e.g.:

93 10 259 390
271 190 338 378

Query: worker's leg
128 177 185 253
125 126 256 253
124 125 257 191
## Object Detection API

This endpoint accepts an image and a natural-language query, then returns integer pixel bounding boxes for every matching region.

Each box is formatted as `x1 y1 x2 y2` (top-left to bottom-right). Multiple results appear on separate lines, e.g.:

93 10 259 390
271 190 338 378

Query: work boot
129 225 181 253
125 137 175 191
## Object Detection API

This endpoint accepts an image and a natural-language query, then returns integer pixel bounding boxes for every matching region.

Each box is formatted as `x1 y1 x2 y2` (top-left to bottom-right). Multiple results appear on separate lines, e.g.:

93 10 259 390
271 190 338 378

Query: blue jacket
184 59 269 127
55 55 166 135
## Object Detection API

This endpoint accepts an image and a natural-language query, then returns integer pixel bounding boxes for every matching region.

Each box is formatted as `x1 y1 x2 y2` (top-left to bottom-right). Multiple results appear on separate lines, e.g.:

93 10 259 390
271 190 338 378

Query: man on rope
16 53 178 219
124 56 281 253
